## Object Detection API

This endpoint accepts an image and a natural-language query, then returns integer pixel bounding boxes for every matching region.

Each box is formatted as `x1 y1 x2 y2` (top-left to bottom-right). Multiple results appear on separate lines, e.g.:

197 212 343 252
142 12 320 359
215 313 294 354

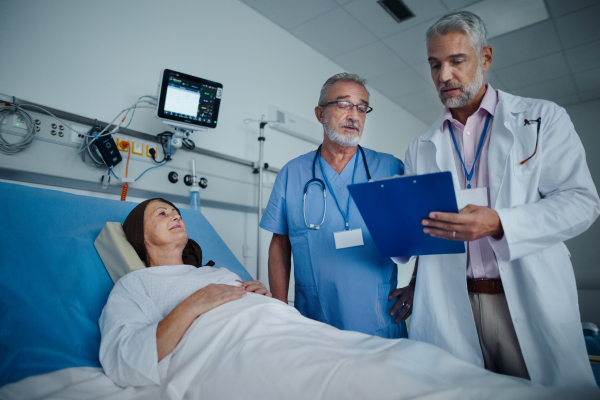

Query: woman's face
143 201 188 248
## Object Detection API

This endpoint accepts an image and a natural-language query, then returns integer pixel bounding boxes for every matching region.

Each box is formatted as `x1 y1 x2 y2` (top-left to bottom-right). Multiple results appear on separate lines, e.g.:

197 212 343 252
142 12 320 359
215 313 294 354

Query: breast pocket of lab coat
512 125 541 176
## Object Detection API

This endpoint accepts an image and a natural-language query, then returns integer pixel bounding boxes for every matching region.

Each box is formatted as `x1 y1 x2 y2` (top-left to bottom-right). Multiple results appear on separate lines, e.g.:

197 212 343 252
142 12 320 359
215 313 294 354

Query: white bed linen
4 265 598 400
0 367 157 399
1 364 597 400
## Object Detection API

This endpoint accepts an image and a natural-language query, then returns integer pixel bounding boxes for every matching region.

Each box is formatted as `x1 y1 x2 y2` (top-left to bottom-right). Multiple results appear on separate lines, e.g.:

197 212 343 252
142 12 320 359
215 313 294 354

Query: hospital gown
99 265 242 387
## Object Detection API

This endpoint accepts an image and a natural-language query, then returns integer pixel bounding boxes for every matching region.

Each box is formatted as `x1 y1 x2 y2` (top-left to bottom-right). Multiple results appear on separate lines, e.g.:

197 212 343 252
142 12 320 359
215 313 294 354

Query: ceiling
239 0 600 125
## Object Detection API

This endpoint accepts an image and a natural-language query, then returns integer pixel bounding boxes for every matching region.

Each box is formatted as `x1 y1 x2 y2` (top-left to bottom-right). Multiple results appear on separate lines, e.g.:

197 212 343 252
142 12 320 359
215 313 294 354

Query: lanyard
318 149 360 230
448 113 491 189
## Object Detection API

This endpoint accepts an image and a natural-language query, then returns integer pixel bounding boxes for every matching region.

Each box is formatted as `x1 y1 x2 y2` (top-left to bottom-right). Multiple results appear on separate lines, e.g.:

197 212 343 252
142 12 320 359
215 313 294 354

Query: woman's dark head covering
122 198 212 268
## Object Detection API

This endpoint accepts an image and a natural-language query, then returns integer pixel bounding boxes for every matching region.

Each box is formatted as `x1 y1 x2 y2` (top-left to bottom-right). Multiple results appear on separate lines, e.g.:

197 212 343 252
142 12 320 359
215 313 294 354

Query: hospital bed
0 181 598 400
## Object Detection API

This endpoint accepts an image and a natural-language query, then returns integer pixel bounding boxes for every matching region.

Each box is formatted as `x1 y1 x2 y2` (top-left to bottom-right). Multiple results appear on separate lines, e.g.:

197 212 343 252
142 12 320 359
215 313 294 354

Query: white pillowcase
94 222 146 283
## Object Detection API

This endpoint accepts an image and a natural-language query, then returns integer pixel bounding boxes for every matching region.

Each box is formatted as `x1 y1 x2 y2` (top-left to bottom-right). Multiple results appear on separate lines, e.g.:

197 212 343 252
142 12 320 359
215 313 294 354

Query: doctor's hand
388 280 415 323
422 204 504 242
237 280 272 297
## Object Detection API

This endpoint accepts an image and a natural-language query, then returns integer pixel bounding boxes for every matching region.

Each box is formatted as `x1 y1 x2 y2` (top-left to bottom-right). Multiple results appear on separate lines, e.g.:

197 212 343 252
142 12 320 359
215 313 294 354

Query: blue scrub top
260 147 407 339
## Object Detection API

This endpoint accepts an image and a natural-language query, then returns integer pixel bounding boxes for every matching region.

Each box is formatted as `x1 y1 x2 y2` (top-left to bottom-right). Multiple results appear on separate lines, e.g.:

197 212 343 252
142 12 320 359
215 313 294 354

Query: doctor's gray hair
426 11 488 56
319 73 369 105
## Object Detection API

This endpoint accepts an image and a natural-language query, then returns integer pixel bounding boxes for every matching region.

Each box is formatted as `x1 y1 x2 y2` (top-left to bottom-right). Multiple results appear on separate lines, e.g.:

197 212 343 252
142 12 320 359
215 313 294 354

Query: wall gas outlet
132 141 144 155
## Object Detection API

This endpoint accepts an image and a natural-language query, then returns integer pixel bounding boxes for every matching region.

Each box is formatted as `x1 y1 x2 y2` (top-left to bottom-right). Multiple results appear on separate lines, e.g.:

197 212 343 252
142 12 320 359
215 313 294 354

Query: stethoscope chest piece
303 144 370 230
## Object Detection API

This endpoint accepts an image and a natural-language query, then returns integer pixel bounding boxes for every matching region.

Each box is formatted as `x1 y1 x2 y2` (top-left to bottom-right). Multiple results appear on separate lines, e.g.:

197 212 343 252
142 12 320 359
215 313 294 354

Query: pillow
94 222 146 283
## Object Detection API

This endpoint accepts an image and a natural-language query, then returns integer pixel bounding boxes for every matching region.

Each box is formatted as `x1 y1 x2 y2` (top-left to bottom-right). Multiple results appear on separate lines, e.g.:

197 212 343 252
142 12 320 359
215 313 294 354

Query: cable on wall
81 124 106 167
150 131 174 163
0 99 36 154
77 96 157 162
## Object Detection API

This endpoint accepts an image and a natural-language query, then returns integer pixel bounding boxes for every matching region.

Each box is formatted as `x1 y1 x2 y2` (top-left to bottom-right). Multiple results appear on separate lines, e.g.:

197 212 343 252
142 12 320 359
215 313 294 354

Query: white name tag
333 228 364 249
455 187 489 210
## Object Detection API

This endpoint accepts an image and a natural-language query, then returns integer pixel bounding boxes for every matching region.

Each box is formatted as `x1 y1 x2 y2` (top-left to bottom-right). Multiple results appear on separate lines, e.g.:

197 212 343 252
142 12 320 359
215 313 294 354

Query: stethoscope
303 144 372 229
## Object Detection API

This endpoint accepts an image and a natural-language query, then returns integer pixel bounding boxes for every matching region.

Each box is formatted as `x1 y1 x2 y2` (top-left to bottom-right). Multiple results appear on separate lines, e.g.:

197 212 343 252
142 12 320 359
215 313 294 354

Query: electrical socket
13 115 28 130
132 141 144 155
146 144 157 158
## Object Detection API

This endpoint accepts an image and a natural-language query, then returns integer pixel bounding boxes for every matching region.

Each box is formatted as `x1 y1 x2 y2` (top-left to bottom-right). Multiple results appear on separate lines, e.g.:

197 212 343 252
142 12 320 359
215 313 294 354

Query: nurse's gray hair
319 73 369 105
426 11 488 56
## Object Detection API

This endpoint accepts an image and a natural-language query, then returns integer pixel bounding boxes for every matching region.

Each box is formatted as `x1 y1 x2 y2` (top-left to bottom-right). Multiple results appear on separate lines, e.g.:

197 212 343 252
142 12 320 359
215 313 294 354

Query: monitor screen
156 69 223 130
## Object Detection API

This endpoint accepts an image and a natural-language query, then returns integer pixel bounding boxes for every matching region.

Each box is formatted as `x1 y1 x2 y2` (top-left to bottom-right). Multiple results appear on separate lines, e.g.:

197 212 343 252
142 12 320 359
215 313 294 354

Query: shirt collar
441 83 497 128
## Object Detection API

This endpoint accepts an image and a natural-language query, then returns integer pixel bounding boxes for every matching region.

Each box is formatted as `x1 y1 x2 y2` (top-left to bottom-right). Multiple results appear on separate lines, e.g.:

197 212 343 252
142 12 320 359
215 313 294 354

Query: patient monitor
156 69 223 137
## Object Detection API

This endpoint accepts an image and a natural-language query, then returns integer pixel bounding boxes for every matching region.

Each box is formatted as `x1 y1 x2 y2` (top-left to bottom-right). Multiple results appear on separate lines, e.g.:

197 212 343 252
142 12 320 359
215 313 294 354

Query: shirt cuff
391 256 413 265
488 233 510 262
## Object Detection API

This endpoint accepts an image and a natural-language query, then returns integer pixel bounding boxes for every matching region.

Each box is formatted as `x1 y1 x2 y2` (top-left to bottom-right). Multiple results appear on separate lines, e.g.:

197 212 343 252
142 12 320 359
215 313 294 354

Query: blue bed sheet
0 181 252 387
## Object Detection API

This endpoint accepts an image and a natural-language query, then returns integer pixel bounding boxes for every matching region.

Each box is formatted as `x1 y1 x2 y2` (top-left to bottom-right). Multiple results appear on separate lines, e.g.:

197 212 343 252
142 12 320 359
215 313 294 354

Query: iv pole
244 116 278 281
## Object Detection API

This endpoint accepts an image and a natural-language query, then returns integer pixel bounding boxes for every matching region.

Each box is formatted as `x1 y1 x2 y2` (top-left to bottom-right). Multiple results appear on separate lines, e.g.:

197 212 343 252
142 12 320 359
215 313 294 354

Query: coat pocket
376 281 406 338
512 126 540 176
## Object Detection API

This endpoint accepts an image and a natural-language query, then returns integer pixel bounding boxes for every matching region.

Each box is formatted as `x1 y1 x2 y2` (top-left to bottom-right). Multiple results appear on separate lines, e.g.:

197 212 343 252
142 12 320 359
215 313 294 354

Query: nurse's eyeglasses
320 101 373 115
521 118 541 165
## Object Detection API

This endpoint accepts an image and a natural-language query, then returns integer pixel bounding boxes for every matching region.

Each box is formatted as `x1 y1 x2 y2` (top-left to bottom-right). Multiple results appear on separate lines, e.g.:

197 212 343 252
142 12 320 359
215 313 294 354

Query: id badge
333 228 364 249
455 187 489 210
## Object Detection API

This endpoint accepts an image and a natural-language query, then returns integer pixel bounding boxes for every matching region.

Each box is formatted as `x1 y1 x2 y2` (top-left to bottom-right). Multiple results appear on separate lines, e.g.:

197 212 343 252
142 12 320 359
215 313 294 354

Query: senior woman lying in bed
99 199 588 400
99 199 271 383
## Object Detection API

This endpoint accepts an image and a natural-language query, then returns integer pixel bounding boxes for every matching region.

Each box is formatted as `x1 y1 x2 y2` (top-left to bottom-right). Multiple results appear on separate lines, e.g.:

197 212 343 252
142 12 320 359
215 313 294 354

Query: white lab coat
403 90 600 387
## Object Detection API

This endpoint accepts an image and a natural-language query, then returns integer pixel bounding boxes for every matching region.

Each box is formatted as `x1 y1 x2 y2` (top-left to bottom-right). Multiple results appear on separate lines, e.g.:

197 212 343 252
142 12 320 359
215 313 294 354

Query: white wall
0 0 425 298
564 99 600 325
0 0 425 166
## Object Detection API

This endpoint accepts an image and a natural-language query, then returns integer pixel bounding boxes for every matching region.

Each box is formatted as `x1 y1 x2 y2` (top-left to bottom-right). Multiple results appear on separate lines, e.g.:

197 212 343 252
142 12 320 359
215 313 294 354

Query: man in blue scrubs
260 73 408 338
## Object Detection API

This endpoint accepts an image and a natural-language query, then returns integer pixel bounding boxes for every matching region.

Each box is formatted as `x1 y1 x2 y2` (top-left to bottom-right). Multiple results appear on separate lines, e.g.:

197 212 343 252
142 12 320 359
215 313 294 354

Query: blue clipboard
348 171 465 257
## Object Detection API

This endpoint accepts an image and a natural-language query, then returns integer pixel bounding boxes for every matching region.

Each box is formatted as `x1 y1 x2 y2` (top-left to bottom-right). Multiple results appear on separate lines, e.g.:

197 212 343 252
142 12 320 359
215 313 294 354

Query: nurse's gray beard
438 63 484 108
323 112 362 147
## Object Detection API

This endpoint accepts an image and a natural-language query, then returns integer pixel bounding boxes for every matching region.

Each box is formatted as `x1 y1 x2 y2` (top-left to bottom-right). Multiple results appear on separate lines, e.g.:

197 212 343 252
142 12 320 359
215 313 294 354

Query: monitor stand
164 124 206 151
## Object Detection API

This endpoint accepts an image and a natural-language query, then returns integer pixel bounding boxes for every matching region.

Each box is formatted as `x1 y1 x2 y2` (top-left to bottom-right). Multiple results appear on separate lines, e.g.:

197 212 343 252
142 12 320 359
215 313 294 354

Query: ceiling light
377 0 415 23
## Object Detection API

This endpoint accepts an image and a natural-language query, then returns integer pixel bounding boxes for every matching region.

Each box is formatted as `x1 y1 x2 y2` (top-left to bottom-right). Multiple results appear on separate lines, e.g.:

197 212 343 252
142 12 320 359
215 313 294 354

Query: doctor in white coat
391 11 600 387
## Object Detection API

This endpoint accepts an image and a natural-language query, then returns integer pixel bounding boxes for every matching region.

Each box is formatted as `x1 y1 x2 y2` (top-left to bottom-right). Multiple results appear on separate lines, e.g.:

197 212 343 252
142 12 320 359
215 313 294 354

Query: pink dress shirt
442 84 500 279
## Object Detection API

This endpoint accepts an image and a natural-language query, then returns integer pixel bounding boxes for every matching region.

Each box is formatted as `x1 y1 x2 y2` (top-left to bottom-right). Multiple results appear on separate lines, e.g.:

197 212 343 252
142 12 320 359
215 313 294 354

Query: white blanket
3 265 599 399
160 291 597 399
1 364 597 400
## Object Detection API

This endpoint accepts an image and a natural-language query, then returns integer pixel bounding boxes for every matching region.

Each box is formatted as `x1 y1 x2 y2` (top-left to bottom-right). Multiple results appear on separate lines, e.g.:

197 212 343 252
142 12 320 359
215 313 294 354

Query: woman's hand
186 284 247 318
157 284 245 362
237 280 272 297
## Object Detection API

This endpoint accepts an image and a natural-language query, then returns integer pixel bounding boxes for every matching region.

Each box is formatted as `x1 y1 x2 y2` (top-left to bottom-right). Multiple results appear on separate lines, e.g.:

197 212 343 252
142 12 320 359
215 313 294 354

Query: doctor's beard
323 112 362 147
438 63 484 109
